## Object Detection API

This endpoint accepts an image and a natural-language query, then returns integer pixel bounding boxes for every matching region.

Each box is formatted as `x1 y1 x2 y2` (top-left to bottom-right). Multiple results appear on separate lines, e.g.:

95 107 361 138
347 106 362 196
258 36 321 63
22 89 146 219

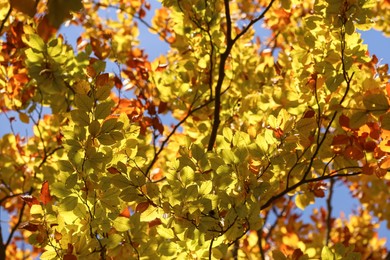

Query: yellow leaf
157 226 175 239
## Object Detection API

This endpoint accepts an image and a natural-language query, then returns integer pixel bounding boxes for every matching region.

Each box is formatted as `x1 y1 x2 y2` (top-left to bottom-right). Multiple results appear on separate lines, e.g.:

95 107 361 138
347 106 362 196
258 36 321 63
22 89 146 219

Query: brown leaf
136 201 149 213
96 73 109 87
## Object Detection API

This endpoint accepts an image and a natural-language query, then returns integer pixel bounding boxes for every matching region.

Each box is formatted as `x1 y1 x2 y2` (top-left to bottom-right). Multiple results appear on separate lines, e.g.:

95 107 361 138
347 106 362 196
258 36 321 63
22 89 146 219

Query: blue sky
0 1 389 253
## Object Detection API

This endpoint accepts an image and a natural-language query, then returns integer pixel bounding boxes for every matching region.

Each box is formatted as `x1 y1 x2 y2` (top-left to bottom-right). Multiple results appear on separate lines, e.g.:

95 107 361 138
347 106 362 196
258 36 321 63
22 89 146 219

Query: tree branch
260 171 362 210
325 178 335 245
0 5 12 35
145 99 213 175
207 0 276 151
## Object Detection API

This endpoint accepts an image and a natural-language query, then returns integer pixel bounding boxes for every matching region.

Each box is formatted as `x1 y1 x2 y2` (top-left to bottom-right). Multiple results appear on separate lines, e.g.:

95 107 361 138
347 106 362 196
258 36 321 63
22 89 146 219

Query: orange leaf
386 82 390 98
379 156 390 169
40 181 52 205
120 207 131 218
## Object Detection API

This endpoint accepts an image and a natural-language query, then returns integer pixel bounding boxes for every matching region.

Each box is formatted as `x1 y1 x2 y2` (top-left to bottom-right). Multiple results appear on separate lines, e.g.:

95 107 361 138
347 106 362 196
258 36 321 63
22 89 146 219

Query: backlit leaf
40 181 52 205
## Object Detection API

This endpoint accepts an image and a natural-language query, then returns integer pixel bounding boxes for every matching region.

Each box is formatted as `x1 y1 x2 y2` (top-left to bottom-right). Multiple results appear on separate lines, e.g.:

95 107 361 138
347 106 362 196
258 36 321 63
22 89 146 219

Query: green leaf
58 160 74 173
98 131 123 145
71 110 90 126
221 149 238 164
349 111 368 129
363 93 389 114
272 250 287 260
95 101 113 119
381 112 390 130
74 94 94 111
51 182 72 197
100 118 118 133
22 34 45 52
295 193 313 210
321 246 336 260
157 226 175 239
59 196 78 211
113 216 130 232
89 120 101 137
180 166 195 186
199 180 212 195
111 174 131 188
40 250 58 260
95 85 112 101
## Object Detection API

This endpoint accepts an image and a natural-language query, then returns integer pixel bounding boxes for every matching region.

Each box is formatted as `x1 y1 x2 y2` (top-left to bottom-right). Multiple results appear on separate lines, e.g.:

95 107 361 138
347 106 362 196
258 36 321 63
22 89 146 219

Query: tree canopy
0 0 390 259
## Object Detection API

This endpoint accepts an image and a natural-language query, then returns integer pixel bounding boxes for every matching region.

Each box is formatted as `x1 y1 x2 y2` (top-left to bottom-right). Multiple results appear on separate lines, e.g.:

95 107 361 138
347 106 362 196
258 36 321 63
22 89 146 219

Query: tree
0 0 389 259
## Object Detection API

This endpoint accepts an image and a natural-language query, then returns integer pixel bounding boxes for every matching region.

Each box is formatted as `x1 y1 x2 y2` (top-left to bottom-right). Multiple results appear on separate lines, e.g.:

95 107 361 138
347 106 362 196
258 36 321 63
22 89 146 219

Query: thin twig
325 178 335 245
207 0 277 151
260 171 362 210
0 5 12 34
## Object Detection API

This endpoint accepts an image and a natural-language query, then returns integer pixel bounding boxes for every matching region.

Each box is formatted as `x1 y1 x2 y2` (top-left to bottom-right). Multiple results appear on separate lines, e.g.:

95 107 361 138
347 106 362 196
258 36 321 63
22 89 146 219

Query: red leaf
136 202 149 213
107 167 120 174
64 244 76 260
114 76 123 89
40 181 52 205
120 207 131 218
362 163 375 175
331 135 349 146
364 140 377 152
303 109 315 118
64 254 77 260
148 218 162 228
37 15 57 42
292 249 304 260
158 102 168 114
313 189 325 198
20 195 39 207
343 145 364 160
339 114 350 129
19 222 39 232
67 243 74 255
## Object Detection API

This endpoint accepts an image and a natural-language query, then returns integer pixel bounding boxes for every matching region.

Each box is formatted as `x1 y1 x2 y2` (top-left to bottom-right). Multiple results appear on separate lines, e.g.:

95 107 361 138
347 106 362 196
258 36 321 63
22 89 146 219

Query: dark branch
260 171 362 210
325 178 335 245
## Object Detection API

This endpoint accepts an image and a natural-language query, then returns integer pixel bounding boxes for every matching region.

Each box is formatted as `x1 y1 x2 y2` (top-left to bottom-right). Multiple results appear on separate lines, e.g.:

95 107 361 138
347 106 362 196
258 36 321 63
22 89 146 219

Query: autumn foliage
1 0 390 259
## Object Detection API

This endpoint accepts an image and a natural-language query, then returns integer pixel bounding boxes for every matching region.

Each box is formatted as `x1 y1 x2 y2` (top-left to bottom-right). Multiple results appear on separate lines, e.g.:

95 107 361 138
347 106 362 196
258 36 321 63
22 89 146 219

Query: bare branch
325 178 335 245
